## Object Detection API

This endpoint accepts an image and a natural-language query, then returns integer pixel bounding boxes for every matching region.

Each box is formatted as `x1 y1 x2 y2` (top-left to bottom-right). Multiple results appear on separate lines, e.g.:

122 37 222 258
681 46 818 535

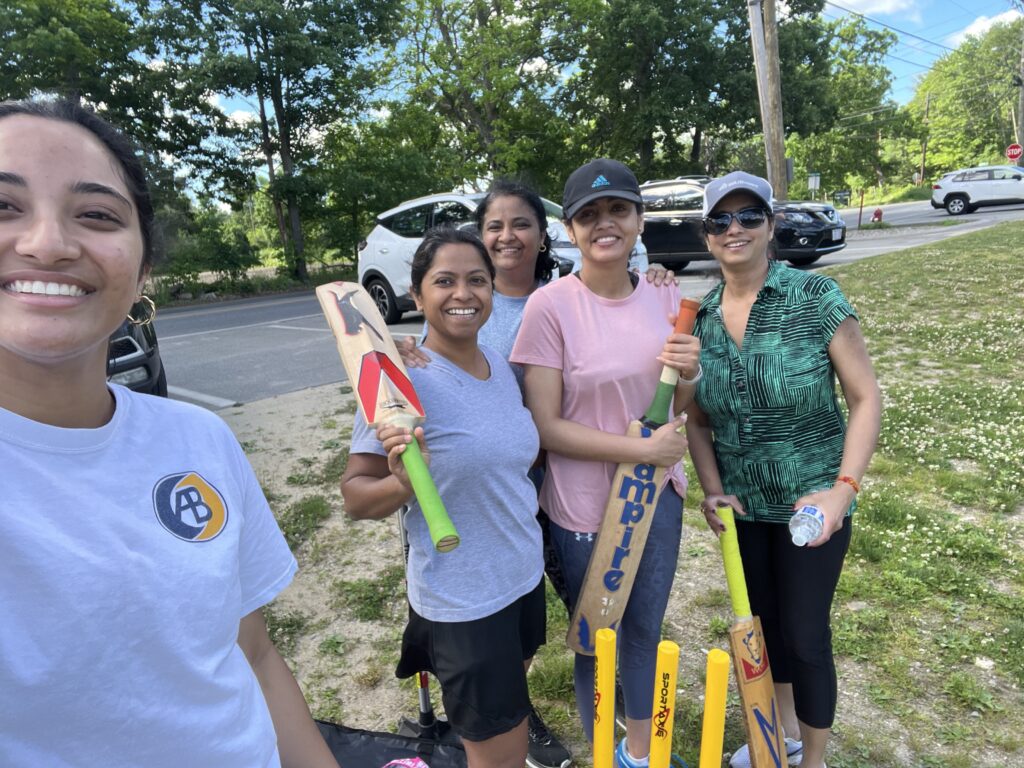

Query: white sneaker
728 737 803 768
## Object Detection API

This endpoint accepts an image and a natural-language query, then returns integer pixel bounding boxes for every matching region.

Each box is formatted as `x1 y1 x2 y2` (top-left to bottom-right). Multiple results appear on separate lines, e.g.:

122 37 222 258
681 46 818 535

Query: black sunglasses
702 207 770 235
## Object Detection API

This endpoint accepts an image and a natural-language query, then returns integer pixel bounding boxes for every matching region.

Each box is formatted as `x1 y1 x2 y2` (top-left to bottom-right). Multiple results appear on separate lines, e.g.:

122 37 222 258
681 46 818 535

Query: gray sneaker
728 736 803 768
526 707 572 768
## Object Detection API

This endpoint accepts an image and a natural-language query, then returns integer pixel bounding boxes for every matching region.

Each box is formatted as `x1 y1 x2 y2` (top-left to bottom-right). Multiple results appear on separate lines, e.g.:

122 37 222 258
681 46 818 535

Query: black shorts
395 578 546 741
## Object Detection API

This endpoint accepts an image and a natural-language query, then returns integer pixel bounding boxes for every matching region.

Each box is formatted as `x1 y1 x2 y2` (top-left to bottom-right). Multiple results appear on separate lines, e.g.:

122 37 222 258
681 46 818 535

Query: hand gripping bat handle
643 297 702 426
717 506 752 618
401 438 459 552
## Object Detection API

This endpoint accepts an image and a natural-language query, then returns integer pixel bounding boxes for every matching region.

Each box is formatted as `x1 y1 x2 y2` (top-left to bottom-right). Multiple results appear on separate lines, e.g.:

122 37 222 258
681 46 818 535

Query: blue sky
822 0 1022 104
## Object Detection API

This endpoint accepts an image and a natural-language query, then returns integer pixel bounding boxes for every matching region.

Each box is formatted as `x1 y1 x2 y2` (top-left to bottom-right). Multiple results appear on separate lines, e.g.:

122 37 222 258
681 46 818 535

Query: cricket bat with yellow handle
316 281 459 552
717 505 786 767
567 298 701 654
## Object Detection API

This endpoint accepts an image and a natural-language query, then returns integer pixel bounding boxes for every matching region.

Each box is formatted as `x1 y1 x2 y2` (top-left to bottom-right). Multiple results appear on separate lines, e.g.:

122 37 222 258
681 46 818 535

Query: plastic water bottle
789 505 824 546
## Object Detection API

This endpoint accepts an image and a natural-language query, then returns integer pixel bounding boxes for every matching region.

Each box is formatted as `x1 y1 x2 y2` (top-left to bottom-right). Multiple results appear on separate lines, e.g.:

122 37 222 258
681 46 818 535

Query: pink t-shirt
511 276 688 532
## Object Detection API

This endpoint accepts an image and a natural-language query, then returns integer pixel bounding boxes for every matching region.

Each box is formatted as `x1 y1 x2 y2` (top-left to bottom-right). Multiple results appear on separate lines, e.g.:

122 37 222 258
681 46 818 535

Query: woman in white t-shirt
511 159 701 768
0 99 337 768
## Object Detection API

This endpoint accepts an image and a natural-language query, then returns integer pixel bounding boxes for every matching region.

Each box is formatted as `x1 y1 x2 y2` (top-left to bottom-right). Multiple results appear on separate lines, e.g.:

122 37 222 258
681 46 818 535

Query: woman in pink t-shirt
511 159 701 768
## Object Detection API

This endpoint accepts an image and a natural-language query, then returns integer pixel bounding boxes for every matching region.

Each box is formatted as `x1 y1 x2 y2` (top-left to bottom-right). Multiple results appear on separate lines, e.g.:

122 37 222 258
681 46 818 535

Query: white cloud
947 10 1022 47
228 109 257 126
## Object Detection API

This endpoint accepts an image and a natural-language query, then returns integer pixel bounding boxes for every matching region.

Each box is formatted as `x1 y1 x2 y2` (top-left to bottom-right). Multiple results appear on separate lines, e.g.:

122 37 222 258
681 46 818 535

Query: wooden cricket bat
717 505 786 768
567 297 701 654
316 281 459 553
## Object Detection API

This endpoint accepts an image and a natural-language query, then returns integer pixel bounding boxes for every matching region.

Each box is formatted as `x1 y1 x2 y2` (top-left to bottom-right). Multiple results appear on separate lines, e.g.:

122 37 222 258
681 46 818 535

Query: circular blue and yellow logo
153 472 228 542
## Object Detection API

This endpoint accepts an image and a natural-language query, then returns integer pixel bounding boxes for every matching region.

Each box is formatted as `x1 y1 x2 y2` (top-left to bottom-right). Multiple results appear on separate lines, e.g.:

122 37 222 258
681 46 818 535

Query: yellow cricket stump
699 648 730 768
649 640 680 768
594 628 617 768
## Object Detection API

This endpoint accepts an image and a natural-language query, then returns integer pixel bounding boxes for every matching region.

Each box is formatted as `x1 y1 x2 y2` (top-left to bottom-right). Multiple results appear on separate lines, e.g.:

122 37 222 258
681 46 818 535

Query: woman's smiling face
414 241 493 344
0 114 146 369
565 196 643 267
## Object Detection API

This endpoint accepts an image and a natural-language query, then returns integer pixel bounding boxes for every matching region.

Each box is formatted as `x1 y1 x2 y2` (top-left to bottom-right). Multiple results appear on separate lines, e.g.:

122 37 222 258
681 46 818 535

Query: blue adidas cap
562 158 643 220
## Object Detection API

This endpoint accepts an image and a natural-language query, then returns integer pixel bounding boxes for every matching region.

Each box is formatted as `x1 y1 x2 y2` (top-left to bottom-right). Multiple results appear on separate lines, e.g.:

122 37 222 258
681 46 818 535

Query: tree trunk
690 127 703 165
248 41 289 255
262 29 307 281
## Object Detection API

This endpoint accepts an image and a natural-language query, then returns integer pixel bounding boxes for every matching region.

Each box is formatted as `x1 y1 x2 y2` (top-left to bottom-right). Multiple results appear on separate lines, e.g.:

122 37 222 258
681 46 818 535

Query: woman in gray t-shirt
342 227 545 768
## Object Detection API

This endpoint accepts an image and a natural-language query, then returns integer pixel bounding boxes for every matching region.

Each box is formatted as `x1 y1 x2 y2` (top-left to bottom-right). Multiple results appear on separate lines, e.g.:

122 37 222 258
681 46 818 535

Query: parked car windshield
640 183 703 212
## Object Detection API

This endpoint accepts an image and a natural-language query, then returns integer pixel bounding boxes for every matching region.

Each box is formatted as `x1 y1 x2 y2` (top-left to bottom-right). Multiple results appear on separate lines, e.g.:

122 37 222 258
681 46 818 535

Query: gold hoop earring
538 243 548 253
127 296 157 327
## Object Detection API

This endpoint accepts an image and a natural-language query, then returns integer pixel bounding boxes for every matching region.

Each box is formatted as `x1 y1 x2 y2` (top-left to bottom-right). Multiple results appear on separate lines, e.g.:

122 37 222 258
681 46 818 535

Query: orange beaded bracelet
836 475 861 494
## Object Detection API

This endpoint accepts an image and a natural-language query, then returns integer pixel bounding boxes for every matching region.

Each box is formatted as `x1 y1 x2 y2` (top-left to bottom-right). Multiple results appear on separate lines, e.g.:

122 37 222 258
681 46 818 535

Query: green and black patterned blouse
693 260 858 524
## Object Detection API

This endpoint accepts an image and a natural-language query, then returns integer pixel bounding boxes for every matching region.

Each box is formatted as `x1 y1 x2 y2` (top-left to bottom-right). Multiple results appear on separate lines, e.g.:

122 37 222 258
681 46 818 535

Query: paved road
158 205 1023 408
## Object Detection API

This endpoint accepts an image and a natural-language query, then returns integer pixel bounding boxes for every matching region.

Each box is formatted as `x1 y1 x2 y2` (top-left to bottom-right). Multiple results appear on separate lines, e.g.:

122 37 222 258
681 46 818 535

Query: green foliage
908 18 1024 176
785 15 903 197
160 203 260 281
390 0 583 194
144 0 401 276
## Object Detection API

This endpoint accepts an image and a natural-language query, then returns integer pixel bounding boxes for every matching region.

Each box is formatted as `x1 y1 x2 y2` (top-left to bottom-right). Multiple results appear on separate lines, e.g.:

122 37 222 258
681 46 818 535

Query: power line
825 1 958 52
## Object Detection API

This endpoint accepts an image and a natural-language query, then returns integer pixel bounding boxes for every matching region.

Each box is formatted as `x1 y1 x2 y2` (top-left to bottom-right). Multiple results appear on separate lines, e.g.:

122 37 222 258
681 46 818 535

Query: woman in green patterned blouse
686 172 881 768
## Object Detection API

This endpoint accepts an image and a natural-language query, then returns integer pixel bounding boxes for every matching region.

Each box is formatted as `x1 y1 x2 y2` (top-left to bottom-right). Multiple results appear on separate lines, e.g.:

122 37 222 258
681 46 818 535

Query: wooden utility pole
748 0 788 198
919 92 931 185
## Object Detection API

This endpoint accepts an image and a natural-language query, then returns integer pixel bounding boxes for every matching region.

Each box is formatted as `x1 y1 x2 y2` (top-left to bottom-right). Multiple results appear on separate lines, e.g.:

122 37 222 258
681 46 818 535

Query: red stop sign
1007 143 1023 160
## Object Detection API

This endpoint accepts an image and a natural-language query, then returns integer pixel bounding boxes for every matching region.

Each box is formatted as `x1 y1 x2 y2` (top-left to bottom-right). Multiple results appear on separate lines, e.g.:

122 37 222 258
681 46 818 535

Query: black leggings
736 518 852 729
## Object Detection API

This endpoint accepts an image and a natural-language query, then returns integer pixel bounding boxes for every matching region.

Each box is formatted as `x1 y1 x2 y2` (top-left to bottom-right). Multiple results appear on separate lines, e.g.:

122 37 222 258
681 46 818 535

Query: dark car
639 179 847 270
107 301 167 396
772 200 847 266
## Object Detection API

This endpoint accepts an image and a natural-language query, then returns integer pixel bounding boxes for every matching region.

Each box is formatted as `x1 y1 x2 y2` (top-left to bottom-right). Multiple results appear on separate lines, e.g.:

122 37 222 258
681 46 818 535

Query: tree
146 0 400 280
557 0 731 180
556 0 831 180
908 18 1023 175
315 102 465 261
391 0 583 195
783 16 899 196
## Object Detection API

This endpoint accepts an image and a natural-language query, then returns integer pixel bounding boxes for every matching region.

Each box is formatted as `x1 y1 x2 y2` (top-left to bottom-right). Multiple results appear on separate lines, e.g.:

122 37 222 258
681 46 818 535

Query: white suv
931 165 1024 215
357 191 648 323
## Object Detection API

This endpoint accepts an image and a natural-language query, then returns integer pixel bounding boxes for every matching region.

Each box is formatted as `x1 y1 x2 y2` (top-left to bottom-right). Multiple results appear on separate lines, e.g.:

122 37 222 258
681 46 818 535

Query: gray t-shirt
479 290 532 387
350 345 543 622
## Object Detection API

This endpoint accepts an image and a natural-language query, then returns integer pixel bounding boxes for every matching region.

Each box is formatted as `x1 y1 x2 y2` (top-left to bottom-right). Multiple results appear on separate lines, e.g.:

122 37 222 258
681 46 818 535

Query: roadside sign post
807 172 820 201
1006 143 1023 163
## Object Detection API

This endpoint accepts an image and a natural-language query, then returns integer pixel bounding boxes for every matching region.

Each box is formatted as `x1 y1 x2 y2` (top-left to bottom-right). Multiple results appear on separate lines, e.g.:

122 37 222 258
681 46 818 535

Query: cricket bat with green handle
567 297 701 654
718 505 786 767
317 281 459 552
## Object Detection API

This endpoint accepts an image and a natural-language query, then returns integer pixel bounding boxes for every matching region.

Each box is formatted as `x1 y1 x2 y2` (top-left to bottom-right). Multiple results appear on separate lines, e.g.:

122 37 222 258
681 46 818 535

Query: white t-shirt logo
153 472 229 541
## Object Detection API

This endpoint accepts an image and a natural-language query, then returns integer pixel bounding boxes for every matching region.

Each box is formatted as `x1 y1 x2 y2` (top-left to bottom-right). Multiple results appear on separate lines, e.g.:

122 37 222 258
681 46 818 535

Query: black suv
106 301 167 396
639 179 847 270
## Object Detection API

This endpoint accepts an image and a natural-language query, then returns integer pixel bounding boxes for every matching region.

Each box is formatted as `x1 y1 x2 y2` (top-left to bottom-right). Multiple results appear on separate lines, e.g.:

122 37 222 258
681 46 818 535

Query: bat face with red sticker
317 281 459 552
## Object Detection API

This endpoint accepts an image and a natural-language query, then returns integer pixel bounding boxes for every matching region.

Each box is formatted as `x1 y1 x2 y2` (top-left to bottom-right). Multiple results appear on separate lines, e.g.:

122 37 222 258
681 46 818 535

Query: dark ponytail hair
474 179 558 282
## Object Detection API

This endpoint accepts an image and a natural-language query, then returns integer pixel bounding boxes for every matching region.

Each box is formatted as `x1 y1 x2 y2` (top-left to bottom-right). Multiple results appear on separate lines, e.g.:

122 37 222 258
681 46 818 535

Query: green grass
277 494 333 551
331 564 406 622
809 221 1024 766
